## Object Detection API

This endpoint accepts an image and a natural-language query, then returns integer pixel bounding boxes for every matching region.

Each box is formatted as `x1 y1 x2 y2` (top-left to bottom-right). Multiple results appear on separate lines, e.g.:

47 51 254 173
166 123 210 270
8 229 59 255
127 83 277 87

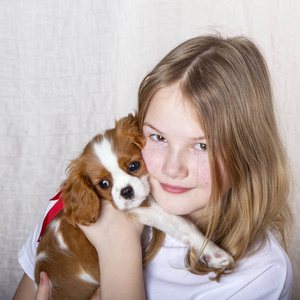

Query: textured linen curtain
0 1 299 299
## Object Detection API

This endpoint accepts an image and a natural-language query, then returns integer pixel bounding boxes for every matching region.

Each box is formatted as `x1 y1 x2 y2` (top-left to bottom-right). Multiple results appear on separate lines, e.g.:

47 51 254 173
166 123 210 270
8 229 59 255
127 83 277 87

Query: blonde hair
138 35 293 277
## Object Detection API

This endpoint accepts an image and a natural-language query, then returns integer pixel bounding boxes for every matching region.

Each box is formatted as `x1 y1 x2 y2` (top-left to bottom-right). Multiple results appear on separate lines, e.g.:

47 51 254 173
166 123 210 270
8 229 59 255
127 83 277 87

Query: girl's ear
116 112 146 149
61 157 100 227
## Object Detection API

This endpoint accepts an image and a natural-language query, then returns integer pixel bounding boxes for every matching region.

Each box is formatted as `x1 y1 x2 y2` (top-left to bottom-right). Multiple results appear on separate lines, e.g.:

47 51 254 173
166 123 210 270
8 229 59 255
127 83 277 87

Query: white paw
200 242 234 269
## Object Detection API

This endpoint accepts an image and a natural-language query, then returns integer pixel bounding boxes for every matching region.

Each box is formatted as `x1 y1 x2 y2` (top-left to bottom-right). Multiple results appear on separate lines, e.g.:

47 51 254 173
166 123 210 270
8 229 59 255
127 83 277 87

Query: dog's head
61 113 149 226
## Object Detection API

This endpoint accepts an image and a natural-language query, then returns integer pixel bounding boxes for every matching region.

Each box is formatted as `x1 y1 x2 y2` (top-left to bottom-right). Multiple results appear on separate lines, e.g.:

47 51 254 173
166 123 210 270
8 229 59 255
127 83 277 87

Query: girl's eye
99 179 110 189
150 134 167 142
194 143 207 151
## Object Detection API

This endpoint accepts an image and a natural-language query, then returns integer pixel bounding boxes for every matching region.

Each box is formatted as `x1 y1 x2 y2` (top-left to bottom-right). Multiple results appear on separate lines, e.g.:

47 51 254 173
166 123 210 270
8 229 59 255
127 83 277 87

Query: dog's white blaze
93 138 149 210
78 271 99 285
93 138 119 173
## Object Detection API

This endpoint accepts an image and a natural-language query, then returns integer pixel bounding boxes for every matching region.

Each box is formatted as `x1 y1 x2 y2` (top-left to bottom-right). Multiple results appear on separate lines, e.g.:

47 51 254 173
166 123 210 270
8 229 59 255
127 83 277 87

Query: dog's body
35 114 233 300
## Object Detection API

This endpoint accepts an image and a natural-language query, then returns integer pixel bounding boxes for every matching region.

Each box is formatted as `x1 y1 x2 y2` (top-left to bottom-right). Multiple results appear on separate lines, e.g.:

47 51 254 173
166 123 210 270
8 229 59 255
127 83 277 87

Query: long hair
138 35 293 277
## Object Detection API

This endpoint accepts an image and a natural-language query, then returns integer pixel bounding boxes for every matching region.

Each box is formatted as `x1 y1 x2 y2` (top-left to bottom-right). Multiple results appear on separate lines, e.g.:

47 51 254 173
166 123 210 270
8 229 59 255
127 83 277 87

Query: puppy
35 113 233 300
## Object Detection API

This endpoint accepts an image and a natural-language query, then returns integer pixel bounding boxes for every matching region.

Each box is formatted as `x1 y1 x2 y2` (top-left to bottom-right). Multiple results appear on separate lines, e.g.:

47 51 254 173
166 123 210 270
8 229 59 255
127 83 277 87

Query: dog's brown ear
116 112 146 149
61 157 100 227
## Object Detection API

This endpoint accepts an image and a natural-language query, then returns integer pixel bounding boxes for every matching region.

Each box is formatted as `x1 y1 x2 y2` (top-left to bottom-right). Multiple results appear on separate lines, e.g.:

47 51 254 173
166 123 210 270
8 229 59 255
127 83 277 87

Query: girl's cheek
193 157 211 185
141 146 154 171
142 143 163 175
197 168 211 187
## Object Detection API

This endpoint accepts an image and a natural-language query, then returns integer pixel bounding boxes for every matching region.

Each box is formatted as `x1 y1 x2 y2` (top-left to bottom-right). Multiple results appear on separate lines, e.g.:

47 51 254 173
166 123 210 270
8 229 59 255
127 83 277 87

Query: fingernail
40 272 44 284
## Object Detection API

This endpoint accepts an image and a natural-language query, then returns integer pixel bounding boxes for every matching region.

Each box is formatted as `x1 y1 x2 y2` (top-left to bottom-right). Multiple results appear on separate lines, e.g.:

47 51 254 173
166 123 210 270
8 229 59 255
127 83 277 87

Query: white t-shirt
19 200 293 300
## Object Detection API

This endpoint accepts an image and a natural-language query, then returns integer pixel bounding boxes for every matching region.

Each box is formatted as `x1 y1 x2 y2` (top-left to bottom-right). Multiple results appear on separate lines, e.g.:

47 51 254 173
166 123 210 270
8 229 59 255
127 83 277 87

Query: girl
14 34 293 300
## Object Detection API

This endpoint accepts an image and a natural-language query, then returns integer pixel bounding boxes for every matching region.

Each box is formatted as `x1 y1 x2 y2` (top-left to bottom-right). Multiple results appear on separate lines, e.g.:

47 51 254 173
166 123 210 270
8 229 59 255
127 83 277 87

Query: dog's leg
131 197 233 269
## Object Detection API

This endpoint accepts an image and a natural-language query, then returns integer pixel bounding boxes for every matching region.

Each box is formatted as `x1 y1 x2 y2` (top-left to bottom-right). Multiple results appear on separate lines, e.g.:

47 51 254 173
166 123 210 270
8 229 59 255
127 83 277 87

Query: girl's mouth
159 183 192 194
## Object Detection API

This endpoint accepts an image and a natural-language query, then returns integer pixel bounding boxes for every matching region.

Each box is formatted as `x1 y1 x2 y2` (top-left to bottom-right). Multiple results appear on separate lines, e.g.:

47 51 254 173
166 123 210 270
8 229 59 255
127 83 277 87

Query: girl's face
142 84 215 221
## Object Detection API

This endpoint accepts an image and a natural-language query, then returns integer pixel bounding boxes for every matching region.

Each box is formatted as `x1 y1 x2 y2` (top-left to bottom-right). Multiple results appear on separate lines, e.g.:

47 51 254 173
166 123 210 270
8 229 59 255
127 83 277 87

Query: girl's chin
153 195 193 216
151 190 209 218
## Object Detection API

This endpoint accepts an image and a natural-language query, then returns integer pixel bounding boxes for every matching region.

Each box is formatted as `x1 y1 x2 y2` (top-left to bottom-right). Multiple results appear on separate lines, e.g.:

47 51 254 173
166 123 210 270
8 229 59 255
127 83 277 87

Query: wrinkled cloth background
0 1 299 299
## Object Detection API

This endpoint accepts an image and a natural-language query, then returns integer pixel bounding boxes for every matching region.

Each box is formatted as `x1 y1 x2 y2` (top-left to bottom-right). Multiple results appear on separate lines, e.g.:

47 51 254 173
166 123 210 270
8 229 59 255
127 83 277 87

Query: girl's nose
161 148 188 179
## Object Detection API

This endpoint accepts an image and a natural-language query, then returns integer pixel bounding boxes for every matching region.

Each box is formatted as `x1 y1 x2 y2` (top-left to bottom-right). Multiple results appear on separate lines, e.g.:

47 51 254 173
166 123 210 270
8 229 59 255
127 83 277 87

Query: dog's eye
128 161 140 173
99 180 110 189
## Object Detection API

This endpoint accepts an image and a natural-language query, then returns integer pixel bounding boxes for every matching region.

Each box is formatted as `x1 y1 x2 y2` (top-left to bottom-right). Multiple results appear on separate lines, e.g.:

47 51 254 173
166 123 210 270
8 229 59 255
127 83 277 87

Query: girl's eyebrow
143 122 206 140
143 122 164 135
191 136 206 141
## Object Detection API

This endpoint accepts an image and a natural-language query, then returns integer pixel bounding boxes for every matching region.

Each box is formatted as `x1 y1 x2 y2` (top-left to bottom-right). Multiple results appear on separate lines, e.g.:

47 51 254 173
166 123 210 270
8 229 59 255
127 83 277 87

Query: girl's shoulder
227 232 292 299
231 231 292 274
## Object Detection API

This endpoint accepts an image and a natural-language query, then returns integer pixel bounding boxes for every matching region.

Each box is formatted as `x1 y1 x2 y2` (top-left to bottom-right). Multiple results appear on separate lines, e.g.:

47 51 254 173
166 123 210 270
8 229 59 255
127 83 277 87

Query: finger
90 286 101 300
35 272 50 300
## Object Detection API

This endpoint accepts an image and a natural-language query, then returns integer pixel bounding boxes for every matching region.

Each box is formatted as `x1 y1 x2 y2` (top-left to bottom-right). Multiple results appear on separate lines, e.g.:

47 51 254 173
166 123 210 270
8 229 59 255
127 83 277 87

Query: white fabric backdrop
0 1 299 299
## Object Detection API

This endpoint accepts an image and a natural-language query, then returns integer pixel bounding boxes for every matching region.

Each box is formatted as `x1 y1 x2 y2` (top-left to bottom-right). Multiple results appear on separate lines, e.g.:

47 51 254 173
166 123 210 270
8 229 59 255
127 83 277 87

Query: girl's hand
35 272 50 300
78 201 144 254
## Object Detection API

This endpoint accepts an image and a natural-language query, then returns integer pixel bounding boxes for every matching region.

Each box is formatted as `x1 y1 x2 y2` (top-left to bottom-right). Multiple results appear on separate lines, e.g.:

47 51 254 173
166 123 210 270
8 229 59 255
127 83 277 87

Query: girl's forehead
144 84 205 139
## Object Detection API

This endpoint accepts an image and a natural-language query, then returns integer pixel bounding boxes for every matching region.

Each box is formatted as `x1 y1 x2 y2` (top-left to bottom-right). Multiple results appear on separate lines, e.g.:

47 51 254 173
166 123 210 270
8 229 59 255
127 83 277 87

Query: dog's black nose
120 186 134 199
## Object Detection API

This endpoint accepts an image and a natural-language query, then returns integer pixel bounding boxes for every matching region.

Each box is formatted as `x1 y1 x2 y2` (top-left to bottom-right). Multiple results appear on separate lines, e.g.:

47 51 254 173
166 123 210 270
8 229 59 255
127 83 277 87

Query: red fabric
37 191 64 242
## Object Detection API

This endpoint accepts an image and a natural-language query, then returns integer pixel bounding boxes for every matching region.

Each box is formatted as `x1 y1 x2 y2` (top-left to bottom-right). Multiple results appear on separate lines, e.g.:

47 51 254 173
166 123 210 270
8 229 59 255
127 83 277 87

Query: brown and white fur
35 113 233 300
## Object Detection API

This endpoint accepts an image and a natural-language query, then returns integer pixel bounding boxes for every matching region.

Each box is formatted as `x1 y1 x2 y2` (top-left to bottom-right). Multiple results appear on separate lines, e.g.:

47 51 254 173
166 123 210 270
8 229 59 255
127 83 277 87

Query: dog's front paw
200 242 234 269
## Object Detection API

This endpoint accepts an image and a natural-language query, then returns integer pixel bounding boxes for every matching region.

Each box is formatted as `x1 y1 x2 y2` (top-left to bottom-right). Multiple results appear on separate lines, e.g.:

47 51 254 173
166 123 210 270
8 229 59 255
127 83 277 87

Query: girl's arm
79 201 146 300
12 273 35 300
